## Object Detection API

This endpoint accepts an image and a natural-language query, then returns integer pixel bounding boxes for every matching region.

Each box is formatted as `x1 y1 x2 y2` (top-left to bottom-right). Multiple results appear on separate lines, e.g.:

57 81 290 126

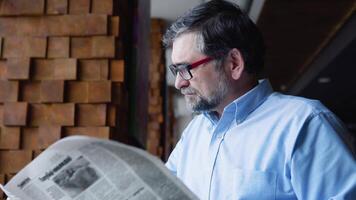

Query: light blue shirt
166 80 356 200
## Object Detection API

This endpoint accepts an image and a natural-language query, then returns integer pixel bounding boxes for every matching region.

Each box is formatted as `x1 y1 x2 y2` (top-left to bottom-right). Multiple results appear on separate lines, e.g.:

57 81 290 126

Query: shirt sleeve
290 112 356 199
165 132 186 176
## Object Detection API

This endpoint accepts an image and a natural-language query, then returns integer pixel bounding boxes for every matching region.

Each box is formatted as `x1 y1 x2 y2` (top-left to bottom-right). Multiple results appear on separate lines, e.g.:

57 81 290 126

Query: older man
163 0 356 199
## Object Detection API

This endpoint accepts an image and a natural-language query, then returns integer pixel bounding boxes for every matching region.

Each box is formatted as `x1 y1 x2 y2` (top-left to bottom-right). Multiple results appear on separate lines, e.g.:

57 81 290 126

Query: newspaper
0 136 198 200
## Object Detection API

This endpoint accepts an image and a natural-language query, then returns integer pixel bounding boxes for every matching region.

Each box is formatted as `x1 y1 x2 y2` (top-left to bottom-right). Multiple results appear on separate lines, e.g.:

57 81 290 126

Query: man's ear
228 48 245 80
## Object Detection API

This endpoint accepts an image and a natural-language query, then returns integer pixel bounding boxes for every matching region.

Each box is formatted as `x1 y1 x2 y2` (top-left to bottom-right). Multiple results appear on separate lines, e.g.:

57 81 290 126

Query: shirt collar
204 79 274 125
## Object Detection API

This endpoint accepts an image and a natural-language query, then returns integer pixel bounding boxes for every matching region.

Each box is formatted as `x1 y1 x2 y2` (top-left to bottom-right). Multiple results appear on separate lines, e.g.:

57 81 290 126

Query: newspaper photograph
1 136 198 200
52 156 100 198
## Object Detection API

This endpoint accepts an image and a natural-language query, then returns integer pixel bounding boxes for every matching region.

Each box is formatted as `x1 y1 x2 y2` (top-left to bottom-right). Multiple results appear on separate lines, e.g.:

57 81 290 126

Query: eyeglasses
168 56 215 80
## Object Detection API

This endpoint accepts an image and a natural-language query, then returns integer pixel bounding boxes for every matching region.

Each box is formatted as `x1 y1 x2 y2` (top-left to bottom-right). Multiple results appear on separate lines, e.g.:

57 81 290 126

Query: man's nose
174 74 190 89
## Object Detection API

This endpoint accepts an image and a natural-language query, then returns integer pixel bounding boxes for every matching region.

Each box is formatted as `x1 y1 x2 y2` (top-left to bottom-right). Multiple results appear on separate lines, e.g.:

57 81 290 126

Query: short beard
182 71 229 113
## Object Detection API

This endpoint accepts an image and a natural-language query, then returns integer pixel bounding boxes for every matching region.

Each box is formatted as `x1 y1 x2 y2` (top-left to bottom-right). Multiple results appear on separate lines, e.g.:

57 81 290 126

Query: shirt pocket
232 168 277 200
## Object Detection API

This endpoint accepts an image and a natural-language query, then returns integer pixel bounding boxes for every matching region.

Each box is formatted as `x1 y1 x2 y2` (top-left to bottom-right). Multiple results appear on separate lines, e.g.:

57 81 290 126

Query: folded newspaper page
1 136 198 200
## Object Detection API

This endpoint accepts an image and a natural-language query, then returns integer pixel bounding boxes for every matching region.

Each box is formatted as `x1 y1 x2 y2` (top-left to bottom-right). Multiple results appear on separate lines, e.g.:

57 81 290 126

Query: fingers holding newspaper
1 136 198 200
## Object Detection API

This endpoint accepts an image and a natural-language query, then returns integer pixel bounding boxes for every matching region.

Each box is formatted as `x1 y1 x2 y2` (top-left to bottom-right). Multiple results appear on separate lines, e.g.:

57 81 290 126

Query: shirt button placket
207 127 225 200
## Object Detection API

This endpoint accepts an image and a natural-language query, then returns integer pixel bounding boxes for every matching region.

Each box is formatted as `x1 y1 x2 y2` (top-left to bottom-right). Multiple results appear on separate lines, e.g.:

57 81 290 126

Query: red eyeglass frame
169 56 215 80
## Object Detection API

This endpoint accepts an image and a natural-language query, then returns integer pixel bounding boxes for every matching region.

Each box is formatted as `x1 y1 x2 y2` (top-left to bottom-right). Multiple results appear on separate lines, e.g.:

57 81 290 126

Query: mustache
180 87 198 95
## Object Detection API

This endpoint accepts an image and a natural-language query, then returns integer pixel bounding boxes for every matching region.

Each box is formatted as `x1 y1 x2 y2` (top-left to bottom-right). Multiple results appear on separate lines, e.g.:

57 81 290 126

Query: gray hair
163 0 265 75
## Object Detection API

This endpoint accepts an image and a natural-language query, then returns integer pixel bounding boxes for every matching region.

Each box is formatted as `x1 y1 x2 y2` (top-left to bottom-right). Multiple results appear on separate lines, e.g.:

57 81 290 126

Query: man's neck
215 79 258 118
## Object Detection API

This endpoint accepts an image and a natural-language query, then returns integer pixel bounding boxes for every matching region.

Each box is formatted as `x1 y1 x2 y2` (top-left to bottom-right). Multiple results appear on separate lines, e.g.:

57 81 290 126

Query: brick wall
147 19 165 157
0 0 128 191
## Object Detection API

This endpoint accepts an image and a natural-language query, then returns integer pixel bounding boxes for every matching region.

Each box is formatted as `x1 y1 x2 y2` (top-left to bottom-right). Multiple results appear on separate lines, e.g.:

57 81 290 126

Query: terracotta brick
71 36 115 58
5 58 30 80
148 122 160 131
46 0 68 14
21 81 41 103
30 104 75 126
147 129 160 139
67 81 88 103
110 60 124 82
33 59 77 80
40 80 64 102
110 16 120 36
69 0 90 14
48 15 107 36
3 102 28 126
50 104 75 126
13 17 42 36
47 37 70 58
150 72 160 83
0 18 14 37
92 0 113 15
22 127 38 150
147 138 159 155
0 37 2 57
0 127 20 149
78 59 108 80
77 104 107 126
32 60 53 80
64 127 110 139
107 104 116 126
3 37 46 58
0 0 45 16
29 104 48 126
88 81 111 103
0 15 107 37
0 173 4 197
148 105 162 114
71 38 91 59
0 105 3 125
92 36 116 58
0 80 19 102
0 60 5 80
0 150 32 173
38 126 61 148
54 59 77 80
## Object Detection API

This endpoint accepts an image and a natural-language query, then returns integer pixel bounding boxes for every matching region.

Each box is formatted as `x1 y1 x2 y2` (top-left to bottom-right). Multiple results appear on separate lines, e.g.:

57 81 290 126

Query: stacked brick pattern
147 19 165 157
0 0 126 192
